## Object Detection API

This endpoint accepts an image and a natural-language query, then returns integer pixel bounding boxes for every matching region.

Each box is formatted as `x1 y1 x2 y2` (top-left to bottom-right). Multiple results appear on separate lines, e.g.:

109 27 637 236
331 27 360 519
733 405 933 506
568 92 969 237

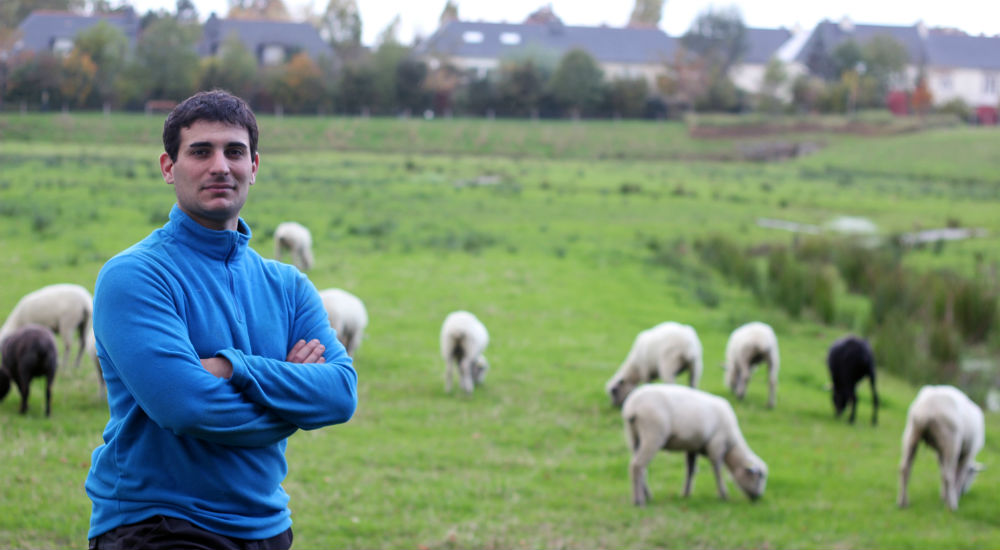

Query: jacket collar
165 204 252 261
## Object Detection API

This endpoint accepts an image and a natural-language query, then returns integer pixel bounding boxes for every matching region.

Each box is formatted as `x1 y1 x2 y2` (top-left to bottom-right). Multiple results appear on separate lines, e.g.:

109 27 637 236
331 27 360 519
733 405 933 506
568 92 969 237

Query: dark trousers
88 515 293 550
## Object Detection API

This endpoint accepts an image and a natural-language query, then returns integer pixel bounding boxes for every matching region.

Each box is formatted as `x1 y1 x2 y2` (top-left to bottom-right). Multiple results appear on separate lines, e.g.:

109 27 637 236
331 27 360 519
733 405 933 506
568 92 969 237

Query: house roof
741 27 793 64
198 14 334 61
925 33 1000 70
794 19 928 65
14 9 140 54
414 20 678 65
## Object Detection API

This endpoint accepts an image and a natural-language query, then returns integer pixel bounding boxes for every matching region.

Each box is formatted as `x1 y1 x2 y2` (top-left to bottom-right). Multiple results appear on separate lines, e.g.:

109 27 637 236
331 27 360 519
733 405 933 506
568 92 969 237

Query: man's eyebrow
187 141 249 149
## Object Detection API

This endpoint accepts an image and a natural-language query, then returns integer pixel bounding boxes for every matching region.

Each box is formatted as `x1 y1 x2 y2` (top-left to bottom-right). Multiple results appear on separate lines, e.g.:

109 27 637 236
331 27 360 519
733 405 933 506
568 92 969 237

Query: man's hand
287 339 326 364
201 356 233 379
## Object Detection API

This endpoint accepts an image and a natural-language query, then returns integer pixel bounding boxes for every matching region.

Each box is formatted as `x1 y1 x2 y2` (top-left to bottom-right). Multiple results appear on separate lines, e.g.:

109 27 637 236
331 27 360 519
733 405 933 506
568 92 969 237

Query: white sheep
605 321 703 408
623 383 768 505
897 385 985 511
440 310 489 395
274 221 314 271
319 288 368 357
1 283 94 370
723 321 780 408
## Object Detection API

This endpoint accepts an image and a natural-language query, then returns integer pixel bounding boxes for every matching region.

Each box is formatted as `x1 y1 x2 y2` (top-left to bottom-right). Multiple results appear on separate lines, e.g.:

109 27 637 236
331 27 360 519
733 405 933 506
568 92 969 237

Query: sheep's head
832 389 848 417
732 457 768 501
605 376 637 408
961 462 985 496
471 355 489 384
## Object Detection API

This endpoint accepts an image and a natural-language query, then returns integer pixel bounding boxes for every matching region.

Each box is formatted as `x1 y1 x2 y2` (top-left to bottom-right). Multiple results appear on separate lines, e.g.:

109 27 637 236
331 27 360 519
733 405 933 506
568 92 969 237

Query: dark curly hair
162 90 259 162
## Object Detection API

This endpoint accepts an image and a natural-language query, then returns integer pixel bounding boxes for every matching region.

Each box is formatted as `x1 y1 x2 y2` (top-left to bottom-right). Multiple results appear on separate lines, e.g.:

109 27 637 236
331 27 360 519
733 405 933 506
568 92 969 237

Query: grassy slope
1 115 999 548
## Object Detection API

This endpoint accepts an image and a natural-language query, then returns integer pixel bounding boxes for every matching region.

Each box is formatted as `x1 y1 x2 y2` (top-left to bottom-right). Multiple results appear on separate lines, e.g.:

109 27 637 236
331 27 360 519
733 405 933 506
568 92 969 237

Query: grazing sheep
605 322 703 408
273 221 314 271
897 385 984 511
0 324 59 416
827 335 879 425
440 311 489 395
623 384 768 505
319 288 369 357
0 283 93 370
724 322 780 408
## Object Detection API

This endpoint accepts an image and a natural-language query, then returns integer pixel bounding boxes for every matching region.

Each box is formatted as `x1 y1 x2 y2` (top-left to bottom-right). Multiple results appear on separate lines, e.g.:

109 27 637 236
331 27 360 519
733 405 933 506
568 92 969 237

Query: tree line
1 1 963 119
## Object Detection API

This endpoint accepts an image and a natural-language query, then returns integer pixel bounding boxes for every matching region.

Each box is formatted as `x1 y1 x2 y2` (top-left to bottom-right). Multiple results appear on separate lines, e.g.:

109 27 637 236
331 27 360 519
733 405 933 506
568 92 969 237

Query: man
86 90 357 550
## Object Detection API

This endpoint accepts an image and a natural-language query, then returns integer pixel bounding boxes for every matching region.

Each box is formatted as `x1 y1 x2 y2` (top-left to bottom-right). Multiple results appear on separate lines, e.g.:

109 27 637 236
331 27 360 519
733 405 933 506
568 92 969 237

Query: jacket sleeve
219 273 358 430
94 256 298 447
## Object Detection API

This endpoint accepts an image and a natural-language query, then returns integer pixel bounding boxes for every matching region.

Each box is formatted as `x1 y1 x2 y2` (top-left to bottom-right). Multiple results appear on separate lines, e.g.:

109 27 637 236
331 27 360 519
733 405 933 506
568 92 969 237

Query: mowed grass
1 114 1000 549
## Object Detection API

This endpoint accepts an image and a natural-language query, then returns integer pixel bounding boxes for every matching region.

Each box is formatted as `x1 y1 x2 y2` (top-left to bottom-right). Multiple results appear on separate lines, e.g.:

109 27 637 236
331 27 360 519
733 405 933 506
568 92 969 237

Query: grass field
1 113 999 549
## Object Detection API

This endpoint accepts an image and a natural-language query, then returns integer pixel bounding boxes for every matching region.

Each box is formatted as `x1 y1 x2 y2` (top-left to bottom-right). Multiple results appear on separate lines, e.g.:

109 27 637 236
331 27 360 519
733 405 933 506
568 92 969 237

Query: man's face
160 120 259 231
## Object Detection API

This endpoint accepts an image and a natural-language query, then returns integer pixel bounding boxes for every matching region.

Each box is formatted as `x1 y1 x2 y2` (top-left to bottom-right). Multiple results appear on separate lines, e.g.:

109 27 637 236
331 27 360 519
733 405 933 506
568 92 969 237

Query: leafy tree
368 39 409 113
548 48 604 118
395 57 429 114
628 0 664 27
335 61 376 114
804 32 837 81
4 51 62 108
176 0 199 22
681 6 748 72
317 0 361 57
604 76 649 118
376 14 401 46
71 20 128 107
59 49 96 108
1 0 83 31
861 35 909 98
758 57 787 112
831 39 864 77
456 74 497 117
271 52 325 113
910 74 932 116
496 58 546 117
198 32 257 99
128 16 200 101
438 0 457 27
227 0 289 20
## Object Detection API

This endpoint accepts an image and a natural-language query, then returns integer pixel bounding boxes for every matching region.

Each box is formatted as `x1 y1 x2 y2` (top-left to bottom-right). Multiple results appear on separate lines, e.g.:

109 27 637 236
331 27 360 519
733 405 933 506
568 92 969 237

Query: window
261 44 285 66
52 37 74 56
985 74 997 95
462 31 484 43
939 74 952 91
500 32 521 45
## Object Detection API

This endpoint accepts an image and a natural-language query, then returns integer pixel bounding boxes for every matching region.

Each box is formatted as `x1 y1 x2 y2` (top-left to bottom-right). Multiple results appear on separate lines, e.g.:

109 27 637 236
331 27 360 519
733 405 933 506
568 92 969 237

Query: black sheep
826 335 878 425
0 323 59 417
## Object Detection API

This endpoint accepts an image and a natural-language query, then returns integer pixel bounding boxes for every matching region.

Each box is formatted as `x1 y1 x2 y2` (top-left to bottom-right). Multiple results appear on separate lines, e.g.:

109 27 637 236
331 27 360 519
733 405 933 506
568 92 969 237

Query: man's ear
160 152 175 184
250 152 259 185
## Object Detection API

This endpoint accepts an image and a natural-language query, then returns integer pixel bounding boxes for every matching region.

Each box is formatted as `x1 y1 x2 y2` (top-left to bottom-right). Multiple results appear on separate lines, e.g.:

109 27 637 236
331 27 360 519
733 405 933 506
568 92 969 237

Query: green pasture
1 114 999 548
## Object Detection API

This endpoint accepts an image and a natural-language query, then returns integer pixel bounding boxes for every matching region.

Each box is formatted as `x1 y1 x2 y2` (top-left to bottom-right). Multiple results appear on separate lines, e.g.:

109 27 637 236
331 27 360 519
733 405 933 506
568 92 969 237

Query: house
923 31 1000 117
413 18 678 87
12 8 141 56
198 13 335 67
728 27 802 99
13 9 334 68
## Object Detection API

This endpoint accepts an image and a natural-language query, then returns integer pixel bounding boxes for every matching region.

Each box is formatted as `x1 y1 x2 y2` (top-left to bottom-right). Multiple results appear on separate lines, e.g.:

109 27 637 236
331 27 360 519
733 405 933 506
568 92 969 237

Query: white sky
126 0 1000 46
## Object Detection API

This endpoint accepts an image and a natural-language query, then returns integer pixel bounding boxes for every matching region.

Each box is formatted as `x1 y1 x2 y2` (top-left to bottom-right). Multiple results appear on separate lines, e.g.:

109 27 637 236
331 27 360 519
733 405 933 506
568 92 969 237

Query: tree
497 58 546 117
71 20 128 108
681 6 748 73
370 39 408 113
176 0 199 23
227 0 289 20
128 16 200 101
605 77 649 118
861 35 909 99
758 57 787 113
830 39 864 78
269 52 325 113
317 0 361 56
59 49 96 108
198 31 257 100
548 49 604 119
395 58 429 114
628 0 664 28
1 0 84 31
335 61 376 114
438 0 457 27
376 14 401 46
4 51 61 108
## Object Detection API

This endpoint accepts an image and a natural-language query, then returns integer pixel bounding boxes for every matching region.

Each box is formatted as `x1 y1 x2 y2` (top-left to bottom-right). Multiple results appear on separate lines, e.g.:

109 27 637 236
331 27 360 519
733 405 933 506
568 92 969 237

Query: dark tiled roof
795 20 928 64
199 14 334 61
14 9 140 53
414 20 678 65
742 27 793 64
925 34 1000 70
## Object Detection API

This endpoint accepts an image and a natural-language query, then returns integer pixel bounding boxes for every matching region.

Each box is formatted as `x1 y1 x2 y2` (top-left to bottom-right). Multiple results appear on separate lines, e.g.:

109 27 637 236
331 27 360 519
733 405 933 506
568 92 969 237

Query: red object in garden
976 106 998 125
886 91 909 116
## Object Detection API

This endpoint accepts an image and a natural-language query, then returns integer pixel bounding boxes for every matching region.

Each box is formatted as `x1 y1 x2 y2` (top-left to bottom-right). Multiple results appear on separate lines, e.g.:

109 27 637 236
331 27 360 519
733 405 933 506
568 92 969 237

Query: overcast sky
127 0 1000 46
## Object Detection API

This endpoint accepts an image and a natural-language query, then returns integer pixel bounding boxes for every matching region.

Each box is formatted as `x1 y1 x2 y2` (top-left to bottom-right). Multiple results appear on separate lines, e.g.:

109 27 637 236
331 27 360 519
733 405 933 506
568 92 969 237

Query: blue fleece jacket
86 205 357 540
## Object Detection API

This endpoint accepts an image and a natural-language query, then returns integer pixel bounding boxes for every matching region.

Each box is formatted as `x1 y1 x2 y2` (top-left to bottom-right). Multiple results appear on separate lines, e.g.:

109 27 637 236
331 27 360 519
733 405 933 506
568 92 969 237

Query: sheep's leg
848 391 858 424
45 374 53 417
16 373 31 415
458 358 475 394
683 452 697 497
629 442 659 506
711 458 728 500
444 358 456 392
939 450 959 510
897 425 919 508
767 361 777 409
869 374 879 426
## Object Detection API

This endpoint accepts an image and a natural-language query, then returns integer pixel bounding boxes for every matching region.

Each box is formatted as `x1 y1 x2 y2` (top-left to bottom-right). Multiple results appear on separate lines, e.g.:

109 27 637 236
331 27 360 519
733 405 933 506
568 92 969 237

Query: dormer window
500 32 521 45
261 44 285 66
462 31 484 43
52 37 74 56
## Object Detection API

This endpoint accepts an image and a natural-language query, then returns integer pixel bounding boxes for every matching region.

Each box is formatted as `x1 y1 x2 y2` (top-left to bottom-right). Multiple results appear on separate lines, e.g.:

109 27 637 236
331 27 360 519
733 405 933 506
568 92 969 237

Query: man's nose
209 150 230 174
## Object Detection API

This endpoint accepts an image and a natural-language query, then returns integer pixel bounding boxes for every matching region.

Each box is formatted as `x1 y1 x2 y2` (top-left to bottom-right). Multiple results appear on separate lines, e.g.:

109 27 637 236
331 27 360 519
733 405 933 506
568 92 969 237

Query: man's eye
226 149 245 158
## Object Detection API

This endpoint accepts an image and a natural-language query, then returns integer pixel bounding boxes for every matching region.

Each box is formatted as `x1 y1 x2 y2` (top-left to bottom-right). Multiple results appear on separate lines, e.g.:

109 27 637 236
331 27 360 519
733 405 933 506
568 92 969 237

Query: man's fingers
287 339 326 363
